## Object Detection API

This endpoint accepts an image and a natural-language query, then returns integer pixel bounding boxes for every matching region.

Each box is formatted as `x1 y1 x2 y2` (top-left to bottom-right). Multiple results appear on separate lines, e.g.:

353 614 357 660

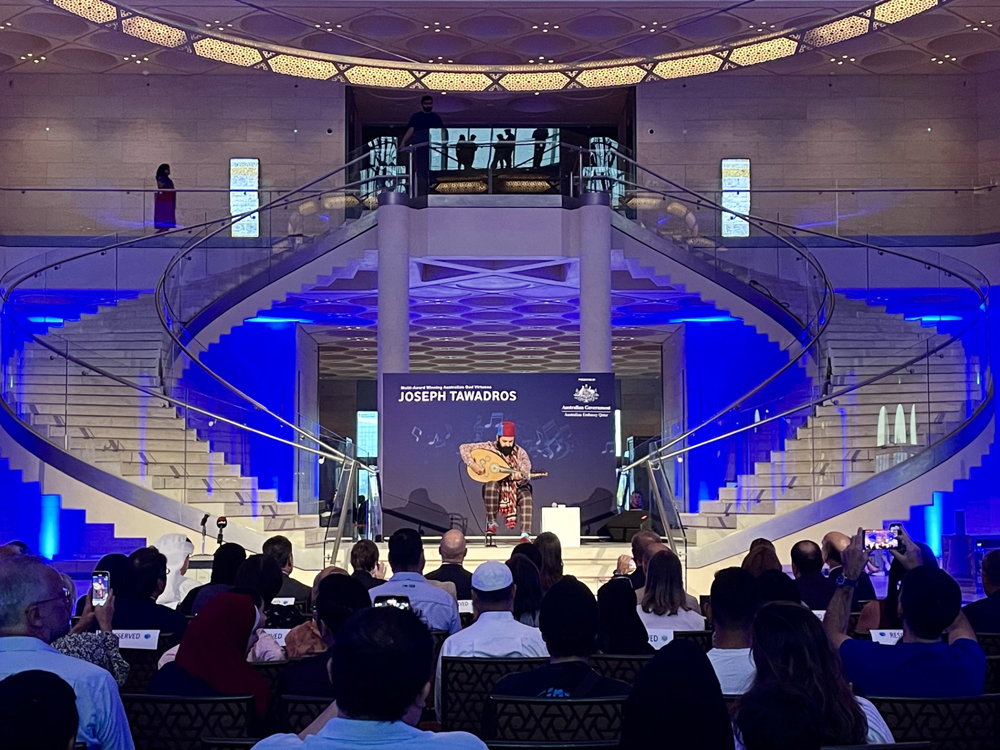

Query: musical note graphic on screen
411 426 422 442
601 441 615 455
485 412 504 429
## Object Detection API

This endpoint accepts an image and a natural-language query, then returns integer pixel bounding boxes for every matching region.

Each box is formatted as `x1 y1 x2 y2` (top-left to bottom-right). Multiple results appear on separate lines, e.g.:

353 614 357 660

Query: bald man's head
822 531 850 566
440 530 467 564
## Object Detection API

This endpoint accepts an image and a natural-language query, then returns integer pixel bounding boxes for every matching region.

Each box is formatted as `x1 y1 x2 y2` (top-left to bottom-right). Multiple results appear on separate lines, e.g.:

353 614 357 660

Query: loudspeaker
602 510 651 543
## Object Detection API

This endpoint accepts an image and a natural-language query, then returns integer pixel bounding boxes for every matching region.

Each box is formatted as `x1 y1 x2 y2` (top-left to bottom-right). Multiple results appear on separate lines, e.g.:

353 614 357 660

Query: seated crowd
0 524 996 750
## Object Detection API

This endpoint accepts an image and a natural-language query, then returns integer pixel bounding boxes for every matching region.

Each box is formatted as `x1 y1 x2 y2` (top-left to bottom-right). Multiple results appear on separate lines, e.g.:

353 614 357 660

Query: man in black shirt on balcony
401 96 445 196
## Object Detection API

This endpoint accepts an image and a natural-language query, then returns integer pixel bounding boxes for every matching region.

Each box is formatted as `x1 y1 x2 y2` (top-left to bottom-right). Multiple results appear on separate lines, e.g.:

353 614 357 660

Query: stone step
696 498 811 516
835 382 976 397
17 373 158 386
685 527 731 546
23 403 178 419
67 436 210 452
46 425 193 440
825 346 959 358
735 470 869 488
718 486 815 502
794 424 945 440
119 461 241 477
820 331 940 342
23 348 159 362
833 372 979 386
29 413 179 427
815 402 962 418
48 332 165 343
22 393 172 407
264 515 321 532
81 450 228 465
17 383 158 396
830 354 964 368
756 458 875 475
178 491 284 510
146 474 259 490
785 435 937 451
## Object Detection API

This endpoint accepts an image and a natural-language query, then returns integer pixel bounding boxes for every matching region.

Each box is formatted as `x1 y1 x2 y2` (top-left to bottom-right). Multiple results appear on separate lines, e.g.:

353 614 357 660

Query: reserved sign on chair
113 630 160 650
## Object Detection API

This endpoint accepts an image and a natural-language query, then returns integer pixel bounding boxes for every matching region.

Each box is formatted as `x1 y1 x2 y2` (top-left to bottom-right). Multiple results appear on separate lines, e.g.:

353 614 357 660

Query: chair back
672 630 713 652
251 661 287 697
590 655 652 684
120 634 174 694
427 630 450 713
987 657 1000 694
122 694 253 750
824 744 930 750
280 695 334 734
869 694 1000 750
199 740 260 750
977 634 1000 657
440 656 549 733
486 696 624 743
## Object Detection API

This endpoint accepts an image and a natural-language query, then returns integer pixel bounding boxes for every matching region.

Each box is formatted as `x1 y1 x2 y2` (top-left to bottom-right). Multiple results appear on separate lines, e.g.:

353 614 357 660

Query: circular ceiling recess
675 15 743 41
152 48 220 72
563 15 633 40
454 15 527 40
89 30 156 55
301 33 372 56
889 11 966 40
49 47 119 70
406 33 474 57
859 48 926 72
509 33 577 57
616 33 682 56
17 11 90 37
459 50 522 65
240 14 309 41
0 31 51 57
962 50 1000 73
927 32 998 56
348 15 418 39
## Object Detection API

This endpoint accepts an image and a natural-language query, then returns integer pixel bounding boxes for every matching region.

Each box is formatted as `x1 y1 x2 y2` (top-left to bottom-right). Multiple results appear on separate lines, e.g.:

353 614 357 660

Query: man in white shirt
374 528 461 635
435 561 548 718
0 555 135 750
705 567 758 695
253 606 485 750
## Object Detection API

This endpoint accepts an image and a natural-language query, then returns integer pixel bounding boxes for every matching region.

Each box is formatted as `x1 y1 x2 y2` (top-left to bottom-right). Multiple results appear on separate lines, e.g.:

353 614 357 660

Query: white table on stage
541 505 580 547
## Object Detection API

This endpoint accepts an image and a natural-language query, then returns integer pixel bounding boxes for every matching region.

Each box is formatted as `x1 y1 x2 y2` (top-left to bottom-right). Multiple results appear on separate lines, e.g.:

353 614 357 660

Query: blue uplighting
923 491 944 559
27 317 65 324
905 315 962 323
39 494 60 559
245 316 312 324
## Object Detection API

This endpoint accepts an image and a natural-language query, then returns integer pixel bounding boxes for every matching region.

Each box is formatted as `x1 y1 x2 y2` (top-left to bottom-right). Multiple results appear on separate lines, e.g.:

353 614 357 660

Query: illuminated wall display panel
721 159 751 238
429 128 561 171
230 158 260 238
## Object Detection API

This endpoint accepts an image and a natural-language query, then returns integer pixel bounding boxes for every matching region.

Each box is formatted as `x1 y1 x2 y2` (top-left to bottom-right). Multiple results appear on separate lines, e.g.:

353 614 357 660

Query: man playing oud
460 422 533 542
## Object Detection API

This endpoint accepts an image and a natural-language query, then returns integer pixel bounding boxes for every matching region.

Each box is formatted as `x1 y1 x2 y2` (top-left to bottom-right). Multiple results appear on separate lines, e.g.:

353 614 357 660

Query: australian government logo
562 380 611 419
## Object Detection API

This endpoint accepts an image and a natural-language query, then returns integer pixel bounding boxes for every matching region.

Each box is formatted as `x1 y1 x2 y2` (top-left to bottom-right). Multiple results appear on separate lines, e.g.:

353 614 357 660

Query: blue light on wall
39 494 60 559
923 491 944 559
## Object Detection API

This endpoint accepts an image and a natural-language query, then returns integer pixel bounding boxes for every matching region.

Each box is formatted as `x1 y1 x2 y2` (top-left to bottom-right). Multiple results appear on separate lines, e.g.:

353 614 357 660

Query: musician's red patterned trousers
482 481 533 534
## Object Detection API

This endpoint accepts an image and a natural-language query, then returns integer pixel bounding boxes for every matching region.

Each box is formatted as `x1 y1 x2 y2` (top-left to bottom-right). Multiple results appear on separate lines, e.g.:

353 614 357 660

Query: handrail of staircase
0 155 382 471
617 156 990 474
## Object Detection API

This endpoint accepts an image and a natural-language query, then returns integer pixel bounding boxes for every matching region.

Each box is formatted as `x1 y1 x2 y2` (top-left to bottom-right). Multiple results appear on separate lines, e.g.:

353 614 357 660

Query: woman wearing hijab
734 602 892 748
598 577 654 655
178 543 246 616
148 592 271 719
619 639 734 750
154 534 198 609
154 163 176 232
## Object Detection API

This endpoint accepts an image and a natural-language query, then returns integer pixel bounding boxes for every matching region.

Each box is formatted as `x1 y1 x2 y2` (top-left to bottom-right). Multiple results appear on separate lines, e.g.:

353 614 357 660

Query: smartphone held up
92 571 110 607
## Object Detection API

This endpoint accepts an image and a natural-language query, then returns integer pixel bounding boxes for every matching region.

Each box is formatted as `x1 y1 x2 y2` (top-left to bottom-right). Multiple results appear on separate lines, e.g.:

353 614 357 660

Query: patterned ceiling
254 256 727 378
0 0 997 82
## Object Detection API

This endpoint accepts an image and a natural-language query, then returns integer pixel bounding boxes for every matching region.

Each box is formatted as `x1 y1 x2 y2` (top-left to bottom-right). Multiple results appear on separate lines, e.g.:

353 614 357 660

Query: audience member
154 533 198 609
706 568 757 694
964 548 1000 634
263 535 312 608
178 542 246 616
113 546 187 644
4 539 30 554
435 561 547 716
637 549 706 639
75 553 132 616
349 539 386 591
596 576 653 655
53 573 129 687
826 528 985 698
426 530 473 600
0 543 22 558
741 543 782 577
238 553 305 629
149 592 271 718
285 566 347 658
736 683 822 750
254 607 487 749
534 531 564 594
745 601 892 745
619 639 734 750
634 543 701 613
0 670 80 750
822 530 877 607
375 528 461 634
613 530 660 590
279 574 371 699
509 540 543 570
492 576 630 698
0 555 134 750
756 569 801 606
506 555 543 627
860 536 939 631
791 540 837 611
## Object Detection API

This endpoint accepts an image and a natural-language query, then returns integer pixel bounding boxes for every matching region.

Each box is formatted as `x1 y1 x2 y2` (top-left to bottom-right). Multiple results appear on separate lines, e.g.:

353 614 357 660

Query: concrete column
377 193 410 464
578 192 612 373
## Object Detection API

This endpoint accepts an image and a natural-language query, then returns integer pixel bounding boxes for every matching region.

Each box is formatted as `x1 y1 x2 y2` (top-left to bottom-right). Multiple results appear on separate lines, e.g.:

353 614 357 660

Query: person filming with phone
824 527 986 698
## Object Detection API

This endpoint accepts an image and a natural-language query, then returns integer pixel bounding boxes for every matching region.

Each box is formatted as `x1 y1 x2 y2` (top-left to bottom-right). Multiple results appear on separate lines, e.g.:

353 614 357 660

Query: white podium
540 505 581 547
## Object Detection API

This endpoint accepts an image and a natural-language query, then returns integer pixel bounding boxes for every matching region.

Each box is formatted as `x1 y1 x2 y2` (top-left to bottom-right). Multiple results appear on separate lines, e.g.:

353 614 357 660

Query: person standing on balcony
400 96 444 196
154 163 176 232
